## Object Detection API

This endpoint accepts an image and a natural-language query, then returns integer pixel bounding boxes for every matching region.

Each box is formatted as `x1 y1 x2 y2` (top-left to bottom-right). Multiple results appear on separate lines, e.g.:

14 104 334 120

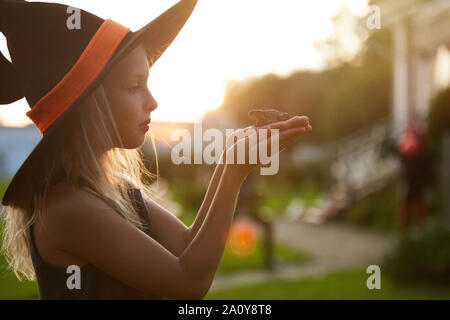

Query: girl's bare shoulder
45 182 101 209
33 182 101 265
41 182 108 235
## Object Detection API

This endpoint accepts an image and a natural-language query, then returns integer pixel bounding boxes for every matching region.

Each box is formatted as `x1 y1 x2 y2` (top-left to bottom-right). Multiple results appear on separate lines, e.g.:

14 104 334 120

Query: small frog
248 108 292 127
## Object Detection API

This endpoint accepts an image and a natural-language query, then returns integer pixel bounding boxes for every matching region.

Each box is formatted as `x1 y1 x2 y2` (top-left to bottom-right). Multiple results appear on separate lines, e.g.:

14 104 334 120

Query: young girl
0 0 311 299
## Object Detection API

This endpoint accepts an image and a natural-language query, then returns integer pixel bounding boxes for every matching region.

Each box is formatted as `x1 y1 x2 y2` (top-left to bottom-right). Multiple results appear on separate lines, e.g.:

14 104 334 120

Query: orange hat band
26 19 130 134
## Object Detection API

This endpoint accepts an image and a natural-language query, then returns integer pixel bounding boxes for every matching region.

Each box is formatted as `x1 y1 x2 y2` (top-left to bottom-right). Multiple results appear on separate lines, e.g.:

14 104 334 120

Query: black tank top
26 185 167 300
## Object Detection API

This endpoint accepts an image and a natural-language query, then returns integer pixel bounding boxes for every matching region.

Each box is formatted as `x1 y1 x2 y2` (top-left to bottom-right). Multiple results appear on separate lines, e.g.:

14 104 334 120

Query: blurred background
1 0 450 299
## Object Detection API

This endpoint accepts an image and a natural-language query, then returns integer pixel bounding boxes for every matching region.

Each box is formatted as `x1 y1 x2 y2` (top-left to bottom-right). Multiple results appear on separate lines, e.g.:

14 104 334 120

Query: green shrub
383 219 450 286
428 87 450 159
169 178 205 212
344 181 399 231
250 179 322 220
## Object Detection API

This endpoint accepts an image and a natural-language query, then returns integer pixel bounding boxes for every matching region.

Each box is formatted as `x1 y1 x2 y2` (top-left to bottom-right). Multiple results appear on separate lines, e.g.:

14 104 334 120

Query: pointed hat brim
2 0 198 206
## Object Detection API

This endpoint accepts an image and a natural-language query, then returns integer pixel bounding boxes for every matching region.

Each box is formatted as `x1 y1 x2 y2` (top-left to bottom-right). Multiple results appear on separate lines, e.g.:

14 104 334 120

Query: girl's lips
140 124 149 133
139 119 151 132
139 119 151 126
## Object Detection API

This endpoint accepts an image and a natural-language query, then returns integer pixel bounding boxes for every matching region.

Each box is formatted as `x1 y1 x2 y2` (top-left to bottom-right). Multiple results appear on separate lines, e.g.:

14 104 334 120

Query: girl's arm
185 161 225 244
178 164 243 298
185 126 252 245
178 116 311 298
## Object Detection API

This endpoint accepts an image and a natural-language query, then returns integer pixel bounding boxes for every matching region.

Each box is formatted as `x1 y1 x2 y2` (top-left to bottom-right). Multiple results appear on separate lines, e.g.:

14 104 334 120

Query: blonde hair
0 83 160 281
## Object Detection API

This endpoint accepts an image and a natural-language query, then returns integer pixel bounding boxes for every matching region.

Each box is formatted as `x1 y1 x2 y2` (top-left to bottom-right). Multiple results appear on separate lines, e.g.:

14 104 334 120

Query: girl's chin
121 135 146 149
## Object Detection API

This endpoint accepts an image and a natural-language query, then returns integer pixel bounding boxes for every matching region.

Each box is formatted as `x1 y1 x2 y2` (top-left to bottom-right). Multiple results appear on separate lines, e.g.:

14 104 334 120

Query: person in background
397 121 434 231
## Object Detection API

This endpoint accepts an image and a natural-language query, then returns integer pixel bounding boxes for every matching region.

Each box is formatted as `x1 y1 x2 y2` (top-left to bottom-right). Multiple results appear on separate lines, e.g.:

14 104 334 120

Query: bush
169 178 206 212
343 180 399 231
383 219 450 286
428 87 450 159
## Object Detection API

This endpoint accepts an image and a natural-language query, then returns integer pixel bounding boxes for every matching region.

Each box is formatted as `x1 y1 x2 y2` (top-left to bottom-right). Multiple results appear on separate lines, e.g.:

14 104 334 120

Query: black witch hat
0 0 198 206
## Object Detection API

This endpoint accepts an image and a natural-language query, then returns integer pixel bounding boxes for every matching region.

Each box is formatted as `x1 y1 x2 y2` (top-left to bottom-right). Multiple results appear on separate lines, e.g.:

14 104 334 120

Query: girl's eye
128 85 141 93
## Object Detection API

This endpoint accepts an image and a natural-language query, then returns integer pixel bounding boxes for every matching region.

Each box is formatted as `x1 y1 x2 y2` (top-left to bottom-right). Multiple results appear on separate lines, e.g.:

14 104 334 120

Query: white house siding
0 125 41 178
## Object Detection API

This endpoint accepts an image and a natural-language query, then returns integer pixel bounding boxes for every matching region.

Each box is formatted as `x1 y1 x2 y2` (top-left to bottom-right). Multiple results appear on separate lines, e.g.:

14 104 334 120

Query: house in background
375 0 450 221
375 0 450 138
0 125 41 179
0 121 200 179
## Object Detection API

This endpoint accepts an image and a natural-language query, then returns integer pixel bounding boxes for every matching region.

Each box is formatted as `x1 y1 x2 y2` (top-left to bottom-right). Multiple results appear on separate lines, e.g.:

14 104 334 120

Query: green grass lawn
205 268 450 300
0 203 39 299
0 178 9 202
179 211 311 274
0 252 39 299
217 240 310 274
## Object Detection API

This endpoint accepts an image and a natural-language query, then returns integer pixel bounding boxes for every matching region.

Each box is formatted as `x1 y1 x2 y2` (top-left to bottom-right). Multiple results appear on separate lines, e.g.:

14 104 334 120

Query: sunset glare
0 0 369 127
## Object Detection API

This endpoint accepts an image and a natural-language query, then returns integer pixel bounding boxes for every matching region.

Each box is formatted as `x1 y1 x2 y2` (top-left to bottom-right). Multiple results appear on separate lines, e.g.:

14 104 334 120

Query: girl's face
103 45 158 149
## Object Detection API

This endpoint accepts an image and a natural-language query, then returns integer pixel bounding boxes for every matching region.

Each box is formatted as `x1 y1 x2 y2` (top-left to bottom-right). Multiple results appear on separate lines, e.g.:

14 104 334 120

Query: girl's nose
145 89 158 112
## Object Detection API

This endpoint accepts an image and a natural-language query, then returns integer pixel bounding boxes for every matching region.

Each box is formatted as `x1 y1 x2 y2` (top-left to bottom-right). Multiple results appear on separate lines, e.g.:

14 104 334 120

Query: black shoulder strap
131 188 153 237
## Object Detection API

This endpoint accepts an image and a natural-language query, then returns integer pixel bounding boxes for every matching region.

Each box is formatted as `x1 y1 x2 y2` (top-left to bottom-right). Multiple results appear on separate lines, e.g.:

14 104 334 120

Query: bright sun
0 0 369 126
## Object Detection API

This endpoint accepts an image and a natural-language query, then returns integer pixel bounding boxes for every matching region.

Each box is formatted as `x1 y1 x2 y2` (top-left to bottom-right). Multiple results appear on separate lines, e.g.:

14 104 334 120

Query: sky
0 0 370 126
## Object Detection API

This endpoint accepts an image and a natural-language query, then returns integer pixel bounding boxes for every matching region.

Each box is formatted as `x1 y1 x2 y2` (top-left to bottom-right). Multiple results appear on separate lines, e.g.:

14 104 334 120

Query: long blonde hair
0 83 160 281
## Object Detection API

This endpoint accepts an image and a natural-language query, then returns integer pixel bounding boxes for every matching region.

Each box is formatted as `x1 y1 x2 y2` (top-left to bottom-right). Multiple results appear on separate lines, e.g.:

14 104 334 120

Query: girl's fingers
279 125 308 146
223 125 309 165
246 125 307 152
251 125 308 148
227 120 311 156
261 116 310 131
263 126 308 151
238 117 312 142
